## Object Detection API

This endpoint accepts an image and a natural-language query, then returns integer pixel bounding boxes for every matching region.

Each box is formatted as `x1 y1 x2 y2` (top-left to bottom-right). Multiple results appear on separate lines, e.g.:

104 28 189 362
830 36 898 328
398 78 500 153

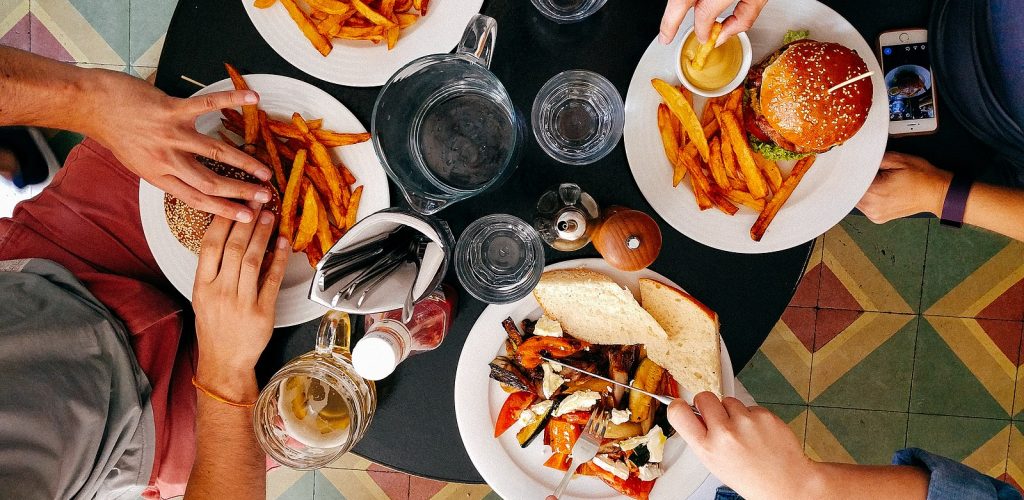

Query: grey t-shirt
0 259 155 499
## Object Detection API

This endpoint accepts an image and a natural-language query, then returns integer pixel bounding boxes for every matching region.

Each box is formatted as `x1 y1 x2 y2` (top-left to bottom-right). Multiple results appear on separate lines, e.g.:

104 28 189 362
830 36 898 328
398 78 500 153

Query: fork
553 407 609 499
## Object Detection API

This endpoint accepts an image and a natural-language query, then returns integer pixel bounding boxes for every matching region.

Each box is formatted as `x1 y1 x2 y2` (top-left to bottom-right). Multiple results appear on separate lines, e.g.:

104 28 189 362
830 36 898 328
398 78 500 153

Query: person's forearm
799 462 929 499
0 46 114 136
184 365 265 500
963 182 1024 241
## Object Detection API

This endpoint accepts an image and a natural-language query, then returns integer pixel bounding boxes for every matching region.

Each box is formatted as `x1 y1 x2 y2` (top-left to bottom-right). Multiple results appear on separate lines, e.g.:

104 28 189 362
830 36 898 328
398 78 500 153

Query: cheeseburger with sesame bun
164 156 281 253
744 38 873 161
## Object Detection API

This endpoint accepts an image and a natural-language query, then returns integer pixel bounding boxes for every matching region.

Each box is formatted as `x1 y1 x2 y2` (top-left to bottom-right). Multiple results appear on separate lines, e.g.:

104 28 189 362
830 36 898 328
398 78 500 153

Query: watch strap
940 172 973 228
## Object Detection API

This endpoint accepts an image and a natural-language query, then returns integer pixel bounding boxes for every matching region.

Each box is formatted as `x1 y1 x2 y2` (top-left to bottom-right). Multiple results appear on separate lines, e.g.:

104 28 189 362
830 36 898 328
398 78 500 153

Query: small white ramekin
674 20 753 98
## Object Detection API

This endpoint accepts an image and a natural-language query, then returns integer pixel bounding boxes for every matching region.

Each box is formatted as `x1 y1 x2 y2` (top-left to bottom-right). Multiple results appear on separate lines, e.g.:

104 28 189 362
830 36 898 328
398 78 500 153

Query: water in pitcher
413 90 516 191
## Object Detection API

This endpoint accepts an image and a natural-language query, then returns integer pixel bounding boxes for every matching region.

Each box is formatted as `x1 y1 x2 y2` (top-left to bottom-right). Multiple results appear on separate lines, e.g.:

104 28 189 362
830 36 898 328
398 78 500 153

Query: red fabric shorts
0 139 195 499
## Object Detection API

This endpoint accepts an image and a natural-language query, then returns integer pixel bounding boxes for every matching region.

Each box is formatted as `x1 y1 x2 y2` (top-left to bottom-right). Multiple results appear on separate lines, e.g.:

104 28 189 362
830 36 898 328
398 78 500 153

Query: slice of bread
533 269 668 345
639 278 722 396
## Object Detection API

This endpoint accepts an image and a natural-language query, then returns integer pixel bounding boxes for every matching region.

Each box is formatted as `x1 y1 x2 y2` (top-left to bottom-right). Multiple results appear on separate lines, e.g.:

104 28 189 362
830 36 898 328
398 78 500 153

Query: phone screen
881 42 935 121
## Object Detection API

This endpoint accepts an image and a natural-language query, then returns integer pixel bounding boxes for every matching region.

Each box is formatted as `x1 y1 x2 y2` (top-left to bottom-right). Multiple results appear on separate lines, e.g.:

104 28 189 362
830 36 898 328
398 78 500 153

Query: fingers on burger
744 39 873 161
164 156 281 254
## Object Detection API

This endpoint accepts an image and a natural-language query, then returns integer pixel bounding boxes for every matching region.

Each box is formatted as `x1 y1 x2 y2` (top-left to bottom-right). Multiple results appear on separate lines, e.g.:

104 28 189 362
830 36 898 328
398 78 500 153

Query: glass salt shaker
351 285 457 381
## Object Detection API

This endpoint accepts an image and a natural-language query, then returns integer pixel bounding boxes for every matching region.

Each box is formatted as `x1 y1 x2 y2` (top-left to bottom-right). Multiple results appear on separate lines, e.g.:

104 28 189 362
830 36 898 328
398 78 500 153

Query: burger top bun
759 40 872 154
164 156 281 254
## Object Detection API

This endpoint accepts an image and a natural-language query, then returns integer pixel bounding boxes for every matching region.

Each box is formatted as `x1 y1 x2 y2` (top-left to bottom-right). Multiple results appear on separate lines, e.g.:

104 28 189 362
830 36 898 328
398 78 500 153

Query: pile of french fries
651 78 816 241
255 0 427 54
220 63 369 267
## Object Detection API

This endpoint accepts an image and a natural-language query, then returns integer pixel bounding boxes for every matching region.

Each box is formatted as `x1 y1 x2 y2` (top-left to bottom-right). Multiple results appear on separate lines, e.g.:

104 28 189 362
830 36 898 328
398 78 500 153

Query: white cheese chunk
646 426 666 463
610 409 631 425
552 390 601 417
637 463 663 481
592 454 630 480
618 434 647 451
533 315 564 337
516 400 554 426
541 363 566 399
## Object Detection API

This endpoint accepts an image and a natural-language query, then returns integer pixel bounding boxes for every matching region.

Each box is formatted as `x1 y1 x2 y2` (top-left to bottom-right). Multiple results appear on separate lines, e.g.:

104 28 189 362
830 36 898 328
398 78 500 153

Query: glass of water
372 15 525 215
530 0 609 23
454 214 545 304
531 70 624 165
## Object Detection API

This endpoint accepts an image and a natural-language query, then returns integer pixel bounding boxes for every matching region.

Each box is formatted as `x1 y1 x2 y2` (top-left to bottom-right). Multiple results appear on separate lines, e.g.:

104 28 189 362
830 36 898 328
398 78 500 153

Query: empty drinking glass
532 70 624 165
454 214 545 304
530 0 609 23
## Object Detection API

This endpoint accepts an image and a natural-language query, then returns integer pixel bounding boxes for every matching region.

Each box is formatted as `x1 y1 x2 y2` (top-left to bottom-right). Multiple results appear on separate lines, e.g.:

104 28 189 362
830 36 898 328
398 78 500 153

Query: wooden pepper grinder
592 206 662 272
534 184 662 272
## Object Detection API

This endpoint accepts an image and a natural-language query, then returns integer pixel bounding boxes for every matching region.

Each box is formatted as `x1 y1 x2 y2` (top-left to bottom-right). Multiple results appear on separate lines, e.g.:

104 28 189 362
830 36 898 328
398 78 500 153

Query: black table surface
156 0 988 483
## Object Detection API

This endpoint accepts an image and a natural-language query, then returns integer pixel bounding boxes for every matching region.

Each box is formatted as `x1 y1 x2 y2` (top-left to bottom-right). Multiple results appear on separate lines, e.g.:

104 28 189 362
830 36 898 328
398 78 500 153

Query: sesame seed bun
754 40 872 154
163 156 281 254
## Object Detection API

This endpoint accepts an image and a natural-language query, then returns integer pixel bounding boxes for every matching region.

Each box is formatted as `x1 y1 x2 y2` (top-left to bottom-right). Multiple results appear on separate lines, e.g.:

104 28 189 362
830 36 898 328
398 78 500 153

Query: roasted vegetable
494 391 535 437
547 419 583 454
604 420 644 439
565 376 614 395
502 316 524 351
608 346 640 405
579 462 656 500
516 336 590 370
516 402 553 448
489 356 533 393
629 358 665 423
543 452 572 471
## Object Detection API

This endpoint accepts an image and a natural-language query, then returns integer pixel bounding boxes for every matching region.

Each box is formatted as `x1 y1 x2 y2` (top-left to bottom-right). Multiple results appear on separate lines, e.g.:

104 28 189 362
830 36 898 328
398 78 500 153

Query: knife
539 355 701 416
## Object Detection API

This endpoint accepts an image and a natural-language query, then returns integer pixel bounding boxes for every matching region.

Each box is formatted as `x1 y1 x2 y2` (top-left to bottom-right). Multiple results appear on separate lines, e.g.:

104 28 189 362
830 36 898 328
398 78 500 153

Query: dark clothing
932 0 1024 185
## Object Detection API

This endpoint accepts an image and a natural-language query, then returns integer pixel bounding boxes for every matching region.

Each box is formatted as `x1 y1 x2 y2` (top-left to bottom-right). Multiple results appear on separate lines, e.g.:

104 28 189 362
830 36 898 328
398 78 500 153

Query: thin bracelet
192 376 257 408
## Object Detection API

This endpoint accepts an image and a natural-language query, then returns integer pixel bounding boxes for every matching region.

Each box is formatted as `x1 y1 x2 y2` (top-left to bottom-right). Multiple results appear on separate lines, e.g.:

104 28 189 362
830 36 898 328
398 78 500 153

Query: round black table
155 0 988 483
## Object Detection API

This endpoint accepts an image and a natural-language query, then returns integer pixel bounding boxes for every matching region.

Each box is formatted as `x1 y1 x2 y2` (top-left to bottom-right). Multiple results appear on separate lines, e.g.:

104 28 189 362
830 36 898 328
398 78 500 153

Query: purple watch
940 172 973 228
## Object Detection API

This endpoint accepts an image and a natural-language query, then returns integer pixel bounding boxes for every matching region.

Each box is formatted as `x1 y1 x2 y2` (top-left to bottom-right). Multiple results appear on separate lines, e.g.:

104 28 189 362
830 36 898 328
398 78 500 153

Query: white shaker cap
352 336 399 381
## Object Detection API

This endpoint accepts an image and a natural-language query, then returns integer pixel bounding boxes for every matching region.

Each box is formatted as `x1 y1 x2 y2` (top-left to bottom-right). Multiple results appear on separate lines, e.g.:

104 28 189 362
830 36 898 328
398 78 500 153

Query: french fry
689 173 713 211
305 237 325 267
413 0 429 15
310 9 328 21
309 183 334 254
713 104 767 198
351 0 398 27
280 149 307 240
751 156 817 241
755 154 784 192
224 63 259 145
292 113 344 206
678 85 694 109
397 13 418 27
305 167 344 223
340 165 357 185
681 154 714 210
314 130 371 147
657 105 689 187
720 129 741 179
690 22 723 71
306 0 352 15
708 187 739 215
707 136 730 188
254 0 277 8
724 86 744 113
293 188 319 251
258 111 287 188
396 0 413 11
652 78 709 162
723 189 767 211
280 0 333 56
345 185 363 230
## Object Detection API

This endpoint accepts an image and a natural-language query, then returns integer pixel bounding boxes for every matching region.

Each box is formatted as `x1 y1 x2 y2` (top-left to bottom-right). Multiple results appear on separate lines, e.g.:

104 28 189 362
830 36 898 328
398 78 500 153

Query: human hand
857 151 953 224
85 70 274 223
192 206 289 399
658 0 768 45
668 393 818 499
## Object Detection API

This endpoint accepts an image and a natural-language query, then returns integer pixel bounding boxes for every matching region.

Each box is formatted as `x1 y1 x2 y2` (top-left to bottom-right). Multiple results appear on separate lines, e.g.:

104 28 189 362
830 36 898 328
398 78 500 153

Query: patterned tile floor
4 1 1023 498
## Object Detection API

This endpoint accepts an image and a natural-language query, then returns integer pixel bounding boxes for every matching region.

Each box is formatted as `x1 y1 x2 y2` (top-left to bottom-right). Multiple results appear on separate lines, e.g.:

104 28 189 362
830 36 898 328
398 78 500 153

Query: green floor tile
807 407 908 465
811 315 917 412
835 215 929 311
911 317 1017 419
739 350 807 405
907 414 1010 471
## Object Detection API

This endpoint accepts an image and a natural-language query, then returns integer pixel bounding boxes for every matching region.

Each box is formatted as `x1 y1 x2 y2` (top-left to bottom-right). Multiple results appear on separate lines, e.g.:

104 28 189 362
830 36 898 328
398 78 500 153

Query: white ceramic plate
454 258 736 500
139 74 390 327
242 0 484 87
623 0 888 253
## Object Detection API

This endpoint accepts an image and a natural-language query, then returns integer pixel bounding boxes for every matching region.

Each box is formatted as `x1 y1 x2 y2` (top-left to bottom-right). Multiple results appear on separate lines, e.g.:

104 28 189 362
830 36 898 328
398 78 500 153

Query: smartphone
878 29 939 136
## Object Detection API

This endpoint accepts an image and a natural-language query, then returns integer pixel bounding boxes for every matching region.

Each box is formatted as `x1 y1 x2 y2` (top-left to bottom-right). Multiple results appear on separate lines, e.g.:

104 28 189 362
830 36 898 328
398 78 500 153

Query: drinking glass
372 15 525 215
454 214 545 304
254 311 376 469
531 70 624 165
530 0 608 23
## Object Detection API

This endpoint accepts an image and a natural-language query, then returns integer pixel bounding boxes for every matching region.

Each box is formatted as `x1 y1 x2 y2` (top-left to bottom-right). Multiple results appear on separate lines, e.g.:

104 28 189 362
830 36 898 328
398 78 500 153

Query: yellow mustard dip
681 33 743 91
